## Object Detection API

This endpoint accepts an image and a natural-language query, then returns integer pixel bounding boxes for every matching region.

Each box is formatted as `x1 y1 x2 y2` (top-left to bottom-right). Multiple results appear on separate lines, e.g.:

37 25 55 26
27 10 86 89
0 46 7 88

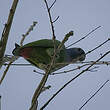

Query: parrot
12 39 86 72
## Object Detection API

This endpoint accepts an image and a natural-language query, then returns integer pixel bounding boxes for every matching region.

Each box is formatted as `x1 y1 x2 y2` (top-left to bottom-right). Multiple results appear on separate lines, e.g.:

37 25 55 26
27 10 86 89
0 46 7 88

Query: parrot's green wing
22 39 65 49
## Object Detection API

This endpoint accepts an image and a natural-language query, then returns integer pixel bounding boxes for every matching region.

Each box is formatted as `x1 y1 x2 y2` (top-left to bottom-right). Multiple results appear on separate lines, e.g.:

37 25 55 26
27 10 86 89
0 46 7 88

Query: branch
29 1 58 109
40 51 110 109
20 21 37 46
29 48 58 110
86 38 110 55
3 61 110 67
0 56 18 85
57 31 73 51
0 0 19 85
66 26 101 48
0 21 37 85
44 0 56 40
44 0 58 61
29 2 73 109
0 95 1 110
0 0 19 68
79 80 109 110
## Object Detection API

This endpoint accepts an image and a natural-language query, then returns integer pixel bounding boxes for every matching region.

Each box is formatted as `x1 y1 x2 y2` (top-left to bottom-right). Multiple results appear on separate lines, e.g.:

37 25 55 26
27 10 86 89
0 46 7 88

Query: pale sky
0 0 110 110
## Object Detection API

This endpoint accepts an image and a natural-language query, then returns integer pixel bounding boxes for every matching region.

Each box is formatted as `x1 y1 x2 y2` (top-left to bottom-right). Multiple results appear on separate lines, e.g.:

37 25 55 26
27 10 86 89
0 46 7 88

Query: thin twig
0 61 13 84
3 61 110 66
0 56 18 85
49 0 56 10
79 80 109 110
44 0 57 67
57 31 73 51
3 60 109 76
52 16 59 23
34 60 110 75
40 51 110 110
66 26 101 48
0 95 1 110
20 21 37 46
44 0 56 40
86 38 110 55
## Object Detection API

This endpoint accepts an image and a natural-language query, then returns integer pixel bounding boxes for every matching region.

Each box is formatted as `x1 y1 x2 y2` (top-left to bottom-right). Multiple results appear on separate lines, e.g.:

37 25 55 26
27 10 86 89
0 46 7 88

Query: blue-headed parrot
12 39 86 72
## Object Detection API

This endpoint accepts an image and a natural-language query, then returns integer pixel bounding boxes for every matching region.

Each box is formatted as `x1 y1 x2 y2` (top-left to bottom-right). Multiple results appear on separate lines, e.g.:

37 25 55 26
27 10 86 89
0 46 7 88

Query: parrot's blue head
12 43 21 56
66 48 86 62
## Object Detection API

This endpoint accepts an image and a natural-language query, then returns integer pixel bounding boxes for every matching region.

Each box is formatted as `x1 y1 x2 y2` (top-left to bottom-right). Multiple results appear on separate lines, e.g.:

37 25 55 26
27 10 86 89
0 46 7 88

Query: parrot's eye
78 48 81 51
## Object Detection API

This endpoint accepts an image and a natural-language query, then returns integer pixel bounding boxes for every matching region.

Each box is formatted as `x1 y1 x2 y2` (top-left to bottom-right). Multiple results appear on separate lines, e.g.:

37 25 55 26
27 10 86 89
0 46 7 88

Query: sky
0 0 110 110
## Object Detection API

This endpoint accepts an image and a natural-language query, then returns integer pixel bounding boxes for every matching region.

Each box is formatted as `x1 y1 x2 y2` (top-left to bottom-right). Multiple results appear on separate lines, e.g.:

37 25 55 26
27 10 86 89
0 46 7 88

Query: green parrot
12 39 86 72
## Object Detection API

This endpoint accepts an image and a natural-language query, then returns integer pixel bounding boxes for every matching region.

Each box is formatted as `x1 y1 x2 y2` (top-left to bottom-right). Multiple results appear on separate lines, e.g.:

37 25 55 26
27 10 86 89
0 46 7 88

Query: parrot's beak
79 54 86 61
78 48 86 61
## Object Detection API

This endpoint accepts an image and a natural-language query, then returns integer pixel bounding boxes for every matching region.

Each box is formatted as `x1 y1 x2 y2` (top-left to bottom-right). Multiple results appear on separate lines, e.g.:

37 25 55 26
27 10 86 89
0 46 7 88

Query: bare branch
87 66 99 72
44 0 56 40
0 0 19 85
0 0 19 68
3 60 109 76
41 85 51 93
40 51 110 109
57 31 73 51
20 21 37 46
29 1 58 108
0 95 1 110
79 80 109 110
86 38 110 55
52 16 59 23
4 61 110 66
0 21 37 85
66 26 101 48
49 0 56 10
44 0 57 70
0 56 18 85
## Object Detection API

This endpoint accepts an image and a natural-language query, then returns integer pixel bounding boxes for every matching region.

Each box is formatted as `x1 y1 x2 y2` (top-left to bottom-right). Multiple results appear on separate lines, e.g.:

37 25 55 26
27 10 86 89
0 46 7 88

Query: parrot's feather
21 39 65 49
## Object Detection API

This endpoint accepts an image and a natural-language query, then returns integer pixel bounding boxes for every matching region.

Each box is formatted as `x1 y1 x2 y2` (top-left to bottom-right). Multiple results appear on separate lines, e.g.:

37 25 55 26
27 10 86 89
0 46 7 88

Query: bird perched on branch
12 39 86 72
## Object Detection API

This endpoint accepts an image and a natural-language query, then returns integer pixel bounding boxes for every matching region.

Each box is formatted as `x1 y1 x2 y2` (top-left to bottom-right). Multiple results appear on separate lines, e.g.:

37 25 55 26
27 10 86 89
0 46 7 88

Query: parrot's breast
20 47 32 59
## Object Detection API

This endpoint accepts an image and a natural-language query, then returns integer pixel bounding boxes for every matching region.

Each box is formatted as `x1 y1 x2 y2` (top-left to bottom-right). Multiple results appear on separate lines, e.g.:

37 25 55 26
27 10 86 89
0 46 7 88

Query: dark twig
87 66 99 72
0 61 13 85
3 61 110 66
0 56 18 85
41 85 51 93
44 0 56 40
79 80 109 110
33 70 45 75
49 0 56 10
3 60 109 76
40 51 110 109
66 26 101 48
44 0 57 67
0 96 1 110
52 16 59 23
86 38 110 55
